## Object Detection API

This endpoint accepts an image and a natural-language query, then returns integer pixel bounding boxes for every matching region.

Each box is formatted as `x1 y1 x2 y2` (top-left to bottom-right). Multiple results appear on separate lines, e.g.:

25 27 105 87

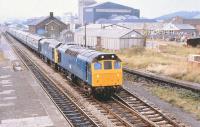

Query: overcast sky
0 0 200 21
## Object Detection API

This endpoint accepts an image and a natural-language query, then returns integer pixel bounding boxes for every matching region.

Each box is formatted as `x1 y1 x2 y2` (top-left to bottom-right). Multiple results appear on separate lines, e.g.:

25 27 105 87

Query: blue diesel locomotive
7 28 123 97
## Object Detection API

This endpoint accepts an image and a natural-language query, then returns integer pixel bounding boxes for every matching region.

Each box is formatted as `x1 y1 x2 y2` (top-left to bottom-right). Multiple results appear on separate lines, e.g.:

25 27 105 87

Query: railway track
75 87 157 127
100 97 156 127
6 32 158 127
115 89 183 127
5 32 185 127
5 33 102 127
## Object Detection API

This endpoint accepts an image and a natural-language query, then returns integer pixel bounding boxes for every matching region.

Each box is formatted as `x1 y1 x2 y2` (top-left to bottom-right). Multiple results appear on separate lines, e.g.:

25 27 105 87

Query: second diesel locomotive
7 28 123 97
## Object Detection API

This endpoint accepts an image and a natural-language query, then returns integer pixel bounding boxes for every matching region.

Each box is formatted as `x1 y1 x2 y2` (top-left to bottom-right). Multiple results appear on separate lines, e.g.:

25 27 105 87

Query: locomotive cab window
94 62 102 70
114 61 121 69
104 61 112 70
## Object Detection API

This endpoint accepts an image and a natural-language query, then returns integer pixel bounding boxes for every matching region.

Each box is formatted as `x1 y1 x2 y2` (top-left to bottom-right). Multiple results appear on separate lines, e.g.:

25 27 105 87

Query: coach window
104 61 112 70
94 62 102 70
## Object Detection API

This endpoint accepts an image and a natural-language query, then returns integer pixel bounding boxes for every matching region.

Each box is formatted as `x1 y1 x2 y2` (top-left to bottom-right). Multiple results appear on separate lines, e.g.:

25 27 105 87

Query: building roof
86 2 105 8
193 14 200 19
118 22 164 30
81 0 97 6
28 13 68 27
78 24 116 29
76 26 143 38
175 24 196 30
86 1 137 10
28 17 48 26
162 23 196 31
96 18 157 24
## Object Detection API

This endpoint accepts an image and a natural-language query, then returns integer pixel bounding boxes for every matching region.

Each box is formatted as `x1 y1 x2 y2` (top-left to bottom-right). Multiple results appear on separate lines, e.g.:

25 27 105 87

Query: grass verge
149 86 200 119
112 44 200 84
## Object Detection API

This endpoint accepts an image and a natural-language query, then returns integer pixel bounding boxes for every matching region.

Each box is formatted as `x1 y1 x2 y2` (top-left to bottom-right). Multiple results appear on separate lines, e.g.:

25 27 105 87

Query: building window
51 26 54 30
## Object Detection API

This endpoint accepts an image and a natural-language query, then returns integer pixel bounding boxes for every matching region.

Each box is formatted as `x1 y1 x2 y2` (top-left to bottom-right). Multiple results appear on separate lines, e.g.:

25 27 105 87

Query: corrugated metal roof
86 2 105 8
96 18 156 24
193 15 200 19
118 22 164 30
79 24 112 29
86 1 134 10
174 24 196 30
76 27 142 38
163 23 196 30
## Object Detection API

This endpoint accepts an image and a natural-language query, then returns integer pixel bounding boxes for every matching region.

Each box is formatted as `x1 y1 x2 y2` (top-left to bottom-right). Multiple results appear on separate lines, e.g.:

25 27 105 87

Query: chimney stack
50 12 54 17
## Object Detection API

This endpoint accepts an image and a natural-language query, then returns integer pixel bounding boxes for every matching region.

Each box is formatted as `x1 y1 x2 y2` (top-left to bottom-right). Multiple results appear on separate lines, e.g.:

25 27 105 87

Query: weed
149 86 200 119
113 44 200 84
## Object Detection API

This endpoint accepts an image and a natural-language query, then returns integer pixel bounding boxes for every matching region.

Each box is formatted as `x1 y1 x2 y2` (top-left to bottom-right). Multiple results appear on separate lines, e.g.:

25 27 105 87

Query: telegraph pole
84 23 87 47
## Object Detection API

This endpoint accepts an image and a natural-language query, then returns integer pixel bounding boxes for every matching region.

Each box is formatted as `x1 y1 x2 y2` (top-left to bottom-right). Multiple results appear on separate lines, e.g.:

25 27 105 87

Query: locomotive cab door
52 48 54 60
86 63 91 82
38 42 42 52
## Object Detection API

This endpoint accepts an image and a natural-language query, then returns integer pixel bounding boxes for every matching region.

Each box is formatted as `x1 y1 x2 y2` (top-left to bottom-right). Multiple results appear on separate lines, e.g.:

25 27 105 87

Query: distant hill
156 11 200 20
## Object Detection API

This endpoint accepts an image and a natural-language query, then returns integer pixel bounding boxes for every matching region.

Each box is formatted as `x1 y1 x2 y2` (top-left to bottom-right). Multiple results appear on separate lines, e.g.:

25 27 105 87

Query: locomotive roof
58 44 121 63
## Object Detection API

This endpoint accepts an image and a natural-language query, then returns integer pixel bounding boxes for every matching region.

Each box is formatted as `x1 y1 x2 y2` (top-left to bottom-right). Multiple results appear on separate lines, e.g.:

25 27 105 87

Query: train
7 28 123 97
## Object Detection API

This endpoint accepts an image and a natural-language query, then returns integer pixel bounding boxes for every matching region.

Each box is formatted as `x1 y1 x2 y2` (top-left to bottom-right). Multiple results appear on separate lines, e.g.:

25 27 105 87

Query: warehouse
161 23 197 41
74 24 145 50
59 30 74 43
165 16 200 33
83 2 140 24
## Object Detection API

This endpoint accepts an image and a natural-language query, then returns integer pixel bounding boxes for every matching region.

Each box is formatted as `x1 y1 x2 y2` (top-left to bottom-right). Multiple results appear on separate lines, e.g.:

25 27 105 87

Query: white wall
74 34 144 50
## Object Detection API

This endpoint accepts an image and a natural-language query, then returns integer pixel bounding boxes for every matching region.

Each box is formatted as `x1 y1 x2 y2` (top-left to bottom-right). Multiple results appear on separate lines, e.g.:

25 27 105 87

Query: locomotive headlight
97 74 99 78
112 55 114 58
101 56 104 59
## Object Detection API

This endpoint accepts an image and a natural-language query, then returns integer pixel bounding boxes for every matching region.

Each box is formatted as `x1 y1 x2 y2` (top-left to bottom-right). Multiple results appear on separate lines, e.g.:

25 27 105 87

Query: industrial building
117 22 198 41
28 12 69 39
59 30 74 43
162 23 197 33
96 17 156 24
165 16 200 33
118 22 164 34
74 24 145 50
83 2 140 24
161 23 197 41
78 0 97 25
